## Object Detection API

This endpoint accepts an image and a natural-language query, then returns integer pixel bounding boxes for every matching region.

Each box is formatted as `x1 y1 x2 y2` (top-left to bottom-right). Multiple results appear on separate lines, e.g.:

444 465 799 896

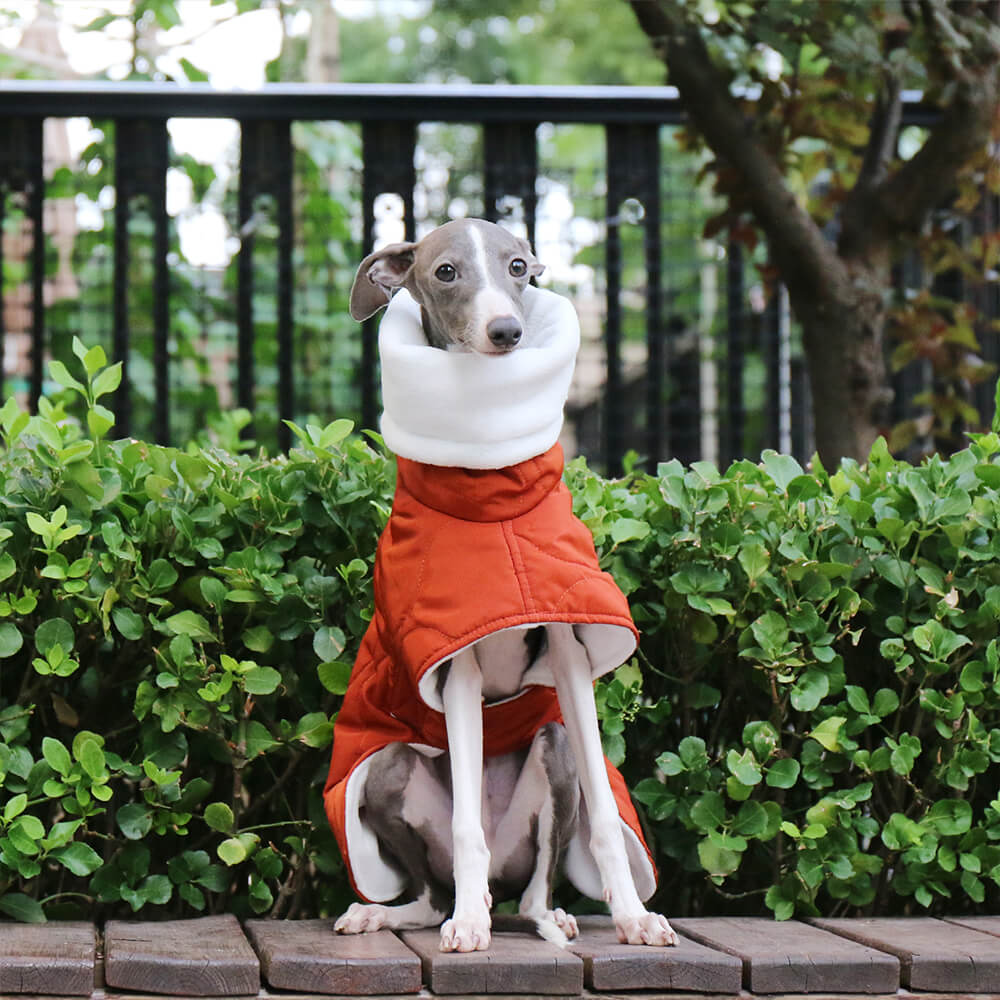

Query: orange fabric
323 443 652 900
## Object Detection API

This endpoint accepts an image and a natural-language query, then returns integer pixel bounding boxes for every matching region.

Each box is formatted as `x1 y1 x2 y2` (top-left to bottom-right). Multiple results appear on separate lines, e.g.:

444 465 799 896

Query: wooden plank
103 914 259 996
244 919 422 995
942 914 1000 939
399 927 583 995
0 921 95 996
670 917 899 994
810 916 1000 993
567 914 741 992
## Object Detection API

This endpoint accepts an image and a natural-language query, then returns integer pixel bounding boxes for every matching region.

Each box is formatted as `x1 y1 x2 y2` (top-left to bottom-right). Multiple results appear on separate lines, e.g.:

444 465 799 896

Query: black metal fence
0 82 993 471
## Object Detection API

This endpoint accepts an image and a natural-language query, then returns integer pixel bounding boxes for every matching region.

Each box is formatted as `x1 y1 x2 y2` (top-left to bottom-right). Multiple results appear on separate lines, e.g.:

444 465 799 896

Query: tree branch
867 1 1000 240
626 0 851 306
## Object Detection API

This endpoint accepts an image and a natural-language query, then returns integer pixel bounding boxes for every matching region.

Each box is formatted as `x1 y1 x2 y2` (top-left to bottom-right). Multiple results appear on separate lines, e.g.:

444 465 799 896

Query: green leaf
48 359 87 396
117 803 153 840
610 517 651 543
0 892 46 923
4 792 27 823
318 660 352 695
689 791 726 832
739 540 770 582
809 716 846 752
112 607 145 641
790 667 829 711
52 842 102 876
82 343 107 377
0 622 23 657
91 362 123 399
35 618 74 655
77 739 106 780
766 758 800 789
165 611 216 643
313 625 346 662
204 802 235 833
242 666 281 696
42 737 72 778
217 837 248 866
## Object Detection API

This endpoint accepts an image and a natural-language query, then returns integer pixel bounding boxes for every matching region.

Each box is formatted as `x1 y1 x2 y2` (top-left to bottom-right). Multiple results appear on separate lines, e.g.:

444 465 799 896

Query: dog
324 219 677 952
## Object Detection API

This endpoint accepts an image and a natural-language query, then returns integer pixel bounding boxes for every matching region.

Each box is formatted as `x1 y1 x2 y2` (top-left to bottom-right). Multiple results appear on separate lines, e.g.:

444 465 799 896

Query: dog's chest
476 628 542 703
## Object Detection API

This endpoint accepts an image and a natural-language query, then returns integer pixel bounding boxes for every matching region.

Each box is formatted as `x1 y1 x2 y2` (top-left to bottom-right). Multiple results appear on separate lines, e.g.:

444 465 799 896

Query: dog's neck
378 287 580 470
419 304 452 351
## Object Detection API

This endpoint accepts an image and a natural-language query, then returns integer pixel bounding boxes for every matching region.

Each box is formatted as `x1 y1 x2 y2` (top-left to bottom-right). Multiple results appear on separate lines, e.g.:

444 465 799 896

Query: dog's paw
615 911 678 946
335 902 389 934
532 908 578 947
440 914 491 952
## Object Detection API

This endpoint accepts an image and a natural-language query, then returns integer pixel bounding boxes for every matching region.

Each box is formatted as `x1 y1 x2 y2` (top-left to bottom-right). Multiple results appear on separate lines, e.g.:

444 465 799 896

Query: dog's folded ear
350 243 418 320
516 237 546 279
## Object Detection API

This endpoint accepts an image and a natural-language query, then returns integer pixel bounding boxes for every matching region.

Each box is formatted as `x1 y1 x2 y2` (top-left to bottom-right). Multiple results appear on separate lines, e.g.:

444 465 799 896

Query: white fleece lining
416 622 637 713
345 745 656 905
378 285 580 469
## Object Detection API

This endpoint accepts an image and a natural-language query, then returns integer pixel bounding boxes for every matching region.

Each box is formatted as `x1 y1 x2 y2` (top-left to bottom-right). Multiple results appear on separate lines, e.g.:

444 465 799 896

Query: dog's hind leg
335 744 451 934
491 722 580 945
546 624 678 946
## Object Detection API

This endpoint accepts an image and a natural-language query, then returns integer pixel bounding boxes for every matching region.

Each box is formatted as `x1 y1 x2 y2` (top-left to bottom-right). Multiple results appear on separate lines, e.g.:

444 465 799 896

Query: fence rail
0 81 977 470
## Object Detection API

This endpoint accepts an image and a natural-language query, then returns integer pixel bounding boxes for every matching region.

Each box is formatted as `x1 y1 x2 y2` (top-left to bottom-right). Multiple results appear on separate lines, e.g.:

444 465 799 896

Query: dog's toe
440 915 491 952
335 903 387 934
615 911 678 946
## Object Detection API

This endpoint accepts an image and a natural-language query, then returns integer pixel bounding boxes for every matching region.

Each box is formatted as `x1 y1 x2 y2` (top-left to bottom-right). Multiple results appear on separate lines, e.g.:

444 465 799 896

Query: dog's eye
435 263 457 282
509 258 528 277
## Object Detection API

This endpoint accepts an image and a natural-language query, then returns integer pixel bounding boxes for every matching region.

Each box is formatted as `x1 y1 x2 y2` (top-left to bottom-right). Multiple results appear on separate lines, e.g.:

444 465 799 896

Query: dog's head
349 219 545 354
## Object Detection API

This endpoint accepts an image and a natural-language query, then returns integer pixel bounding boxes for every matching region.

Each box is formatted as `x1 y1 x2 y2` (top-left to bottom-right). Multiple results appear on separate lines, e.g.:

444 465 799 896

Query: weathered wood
244 918 422 995
942 914 1000 939
671 917 900 994
103 914 259 996
0 920 96 996
399 928 583 995
567 914 741 992
810 916 1000 993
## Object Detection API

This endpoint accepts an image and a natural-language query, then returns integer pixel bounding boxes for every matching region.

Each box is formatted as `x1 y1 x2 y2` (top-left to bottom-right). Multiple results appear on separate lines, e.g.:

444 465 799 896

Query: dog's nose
487 316 522 349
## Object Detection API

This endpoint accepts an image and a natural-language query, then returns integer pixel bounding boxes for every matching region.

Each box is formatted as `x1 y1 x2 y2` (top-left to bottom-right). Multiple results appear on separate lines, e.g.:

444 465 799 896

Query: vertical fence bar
238 119 294 450
28 127 44 411
762 288 781 452
274 122 294 453
237 123 256 431
114 118 169 441
359 121 417 434
150 122 170 445
604 131 625 474
642 131 663 471
605 123 662 473
483 121 538 244
724 237 745 464
0 191 5 395
0 118 47 410
112 124 132 437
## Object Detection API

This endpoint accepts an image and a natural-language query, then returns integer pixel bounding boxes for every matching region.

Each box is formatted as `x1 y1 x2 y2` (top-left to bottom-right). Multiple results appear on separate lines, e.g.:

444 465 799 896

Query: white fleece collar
378 286 580 470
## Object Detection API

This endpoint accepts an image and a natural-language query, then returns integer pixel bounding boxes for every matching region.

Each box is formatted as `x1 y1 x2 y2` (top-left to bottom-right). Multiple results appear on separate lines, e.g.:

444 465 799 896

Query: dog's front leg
547 625 677 946
440 648 492 952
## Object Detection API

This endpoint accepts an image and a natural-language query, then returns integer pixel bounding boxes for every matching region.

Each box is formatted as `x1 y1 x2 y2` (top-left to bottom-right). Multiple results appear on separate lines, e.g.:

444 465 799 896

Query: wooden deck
1 914 999 999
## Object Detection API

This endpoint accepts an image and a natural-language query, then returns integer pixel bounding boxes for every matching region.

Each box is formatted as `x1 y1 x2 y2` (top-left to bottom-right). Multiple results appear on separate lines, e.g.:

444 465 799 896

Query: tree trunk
788 260 892 465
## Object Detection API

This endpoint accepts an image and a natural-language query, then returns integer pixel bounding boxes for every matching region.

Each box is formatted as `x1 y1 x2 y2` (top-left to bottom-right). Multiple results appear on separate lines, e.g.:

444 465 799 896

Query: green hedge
0 342 998 923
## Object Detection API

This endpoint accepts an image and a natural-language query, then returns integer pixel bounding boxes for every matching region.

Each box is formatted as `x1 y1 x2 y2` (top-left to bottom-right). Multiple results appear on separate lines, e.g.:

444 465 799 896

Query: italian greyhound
336 219 677 951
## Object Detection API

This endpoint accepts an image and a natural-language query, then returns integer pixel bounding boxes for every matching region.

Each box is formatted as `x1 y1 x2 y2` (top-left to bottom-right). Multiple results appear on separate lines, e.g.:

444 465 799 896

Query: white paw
335 902 388 934
440 914 491 952
548 908 578 939
615 911 678 946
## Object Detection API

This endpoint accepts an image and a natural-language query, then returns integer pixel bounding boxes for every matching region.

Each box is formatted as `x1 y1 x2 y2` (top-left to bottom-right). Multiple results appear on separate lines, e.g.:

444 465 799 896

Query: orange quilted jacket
323 443 655 902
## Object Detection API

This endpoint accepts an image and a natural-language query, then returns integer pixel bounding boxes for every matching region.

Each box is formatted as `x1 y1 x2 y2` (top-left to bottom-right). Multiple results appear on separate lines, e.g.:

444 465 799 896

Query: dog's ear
516 237 545 279
349 242 418 320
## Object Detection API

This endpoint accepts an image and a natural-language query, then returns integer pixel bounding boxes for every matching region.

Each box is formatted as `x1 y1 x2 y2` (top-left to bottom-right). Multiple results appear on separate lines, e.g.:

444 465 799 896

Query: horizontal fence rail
0 81 984 470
